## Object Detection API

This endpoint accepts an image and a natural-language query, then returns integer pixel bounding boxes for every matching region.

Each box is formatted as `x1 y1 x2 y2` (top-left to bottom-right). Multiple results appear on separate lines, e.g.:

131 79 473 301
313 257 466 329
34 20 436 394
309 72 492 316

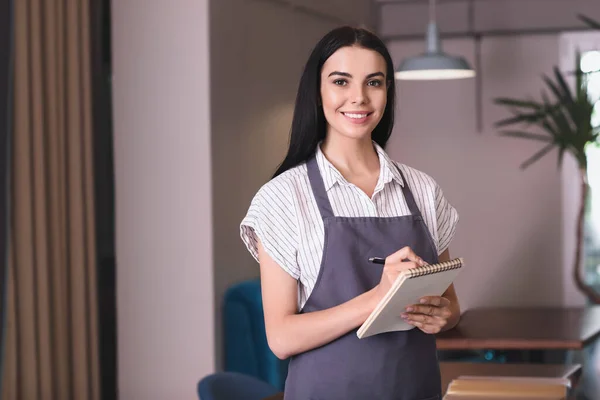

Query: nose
351 85 367 105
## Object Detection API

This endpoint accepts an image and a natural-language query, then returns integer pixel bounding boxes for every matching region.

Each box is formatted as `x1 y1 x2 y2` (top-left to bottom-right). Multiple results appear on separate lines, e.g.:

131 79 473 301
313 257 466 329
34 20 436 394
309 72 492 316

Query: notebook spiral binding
406 257 464 278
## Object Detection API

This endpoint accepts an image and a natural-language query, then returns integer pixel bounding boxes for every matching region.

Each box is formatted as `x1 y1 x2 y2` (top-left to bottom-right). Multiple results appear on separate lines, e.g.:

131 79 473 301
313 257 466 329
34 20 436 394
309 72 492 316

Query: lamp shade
395 22 475 80
395 53 475 80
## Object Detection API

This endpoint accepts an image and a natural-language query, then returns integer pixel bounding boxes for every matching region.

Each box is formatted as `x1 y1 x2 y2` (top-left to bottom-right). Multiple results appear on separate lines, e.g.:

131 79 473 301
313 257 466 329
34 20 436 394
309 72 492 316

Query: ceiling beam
383 26 596 41
377 0 600 40
374 0 552 3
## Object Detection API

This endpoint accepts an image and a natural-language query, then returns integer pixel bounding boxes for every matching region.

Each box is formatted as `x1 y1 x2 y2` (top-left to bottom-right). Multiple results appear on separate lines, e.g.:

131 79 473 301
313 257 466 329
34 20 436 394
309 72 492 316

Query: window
560 32 600 302
582 50 600 290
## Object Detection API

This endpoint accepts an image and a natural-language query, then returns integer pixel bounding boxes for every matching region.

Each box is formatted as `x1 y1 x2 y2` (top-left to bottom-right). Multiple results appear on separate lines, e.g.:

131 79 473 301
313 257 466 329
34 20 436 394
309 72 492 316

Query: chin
339 114 381 139
342 130 373 140
337 124 378 141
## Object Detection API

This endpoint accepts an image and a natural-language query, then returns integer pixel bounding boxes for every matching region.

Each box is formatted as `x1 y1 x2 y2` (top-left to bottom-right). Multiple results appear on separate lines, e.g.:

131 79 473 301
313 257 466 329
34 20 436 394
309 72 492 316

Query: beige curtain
3 0 100 399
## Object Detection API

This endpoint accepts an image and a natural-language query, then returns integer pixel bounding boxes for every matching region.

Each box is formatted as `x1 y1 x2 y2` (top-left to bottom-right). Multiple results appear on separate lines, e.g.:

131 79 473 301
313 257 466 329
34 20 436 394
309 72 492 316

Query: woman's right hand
369 246 427 308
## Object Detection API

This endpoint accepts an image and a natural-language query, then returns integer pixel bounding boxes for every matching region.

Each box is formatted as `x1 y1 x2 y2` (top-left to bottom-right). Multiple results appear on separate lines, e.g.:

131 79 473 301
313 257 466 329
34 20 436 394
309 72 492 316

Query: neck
320 135 379 176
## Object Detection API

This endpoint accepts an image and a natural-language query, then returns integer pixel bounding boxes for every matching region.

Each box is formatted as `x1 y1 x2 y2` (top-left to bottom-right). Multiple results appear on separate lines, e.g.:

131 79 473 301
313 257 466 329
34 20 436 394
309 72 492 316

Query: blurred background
2 0 600 399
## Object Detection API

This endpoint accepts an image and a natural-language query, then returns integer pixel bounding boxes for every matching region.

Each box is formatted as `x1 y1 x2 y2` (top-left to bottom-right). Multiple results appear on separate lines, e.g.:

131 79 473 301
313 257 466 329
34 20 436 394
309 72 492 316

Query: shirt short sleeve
434 183 459 255
240 181 300 280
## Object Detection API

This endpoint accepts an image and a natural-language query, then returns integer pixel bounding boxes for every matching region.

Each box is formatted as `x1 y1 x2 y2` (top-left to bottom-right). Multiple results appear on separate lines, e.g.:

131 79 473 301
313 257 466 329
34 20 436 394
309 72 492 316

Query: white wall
111 1 214 399
386 35 569 309
210 0 374 370
378 0 600 311
110 0 375 391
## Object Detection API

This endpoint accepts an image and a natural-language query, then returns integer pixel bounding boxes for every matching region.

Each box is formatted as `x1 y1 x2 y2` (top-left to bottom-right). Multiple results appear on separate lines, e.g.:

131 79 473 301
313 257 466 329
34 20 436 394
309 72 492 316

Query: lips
341 111 373 124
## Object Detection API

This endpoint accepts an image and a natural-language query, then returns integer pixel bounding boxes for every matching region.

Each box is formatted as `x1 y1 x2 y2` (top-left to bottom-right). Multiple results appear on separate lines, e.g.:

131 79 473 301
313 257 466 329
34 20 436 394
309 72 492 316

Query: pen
368 257 386 265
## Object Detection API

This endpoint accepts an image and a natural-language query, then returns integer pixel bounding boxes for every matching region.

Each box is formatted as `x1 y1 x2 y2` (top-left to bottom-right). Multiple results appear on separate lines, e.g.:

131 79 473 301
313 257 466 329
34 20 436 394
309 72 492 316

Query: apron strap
306 156 334 219
396 166 422 217
308 155 422 219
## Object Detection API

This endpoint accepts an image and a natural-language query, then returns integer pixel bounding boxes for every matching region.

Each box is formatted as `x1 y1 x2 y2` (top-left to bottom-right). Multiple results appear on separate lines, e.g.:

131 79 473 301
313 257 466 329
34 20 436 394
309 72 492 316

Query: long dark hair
272 26 396 178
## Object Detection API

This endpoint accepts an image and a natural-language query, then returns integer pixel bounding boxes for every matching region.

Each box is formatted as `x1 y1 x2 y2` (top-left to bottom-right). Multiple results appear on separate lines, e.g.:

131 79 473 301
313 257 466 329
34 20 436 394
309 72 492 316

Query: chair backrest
197 372 280 400
223 279 289 390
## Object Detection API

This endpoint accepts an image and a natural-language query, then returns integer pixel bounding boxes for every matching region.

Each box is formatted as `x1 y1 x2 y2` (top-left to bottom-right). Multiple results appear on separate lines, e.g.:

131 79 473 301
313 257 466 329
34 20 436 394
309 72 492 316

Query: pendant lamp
395 0 475 80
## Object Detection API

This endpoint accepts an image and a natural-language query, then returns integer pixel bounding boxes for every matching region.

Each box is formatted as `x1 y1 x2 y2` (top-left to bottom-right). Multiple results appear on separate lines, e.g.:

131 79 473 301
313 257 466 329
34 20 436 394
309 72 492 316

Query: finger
406 304 437 317
402 313 439 324
411 321 443 334
418 296 451 308
386 246 426 266
388 261 419 273
403 315 447 331
406 305 452 319
402 312 426 323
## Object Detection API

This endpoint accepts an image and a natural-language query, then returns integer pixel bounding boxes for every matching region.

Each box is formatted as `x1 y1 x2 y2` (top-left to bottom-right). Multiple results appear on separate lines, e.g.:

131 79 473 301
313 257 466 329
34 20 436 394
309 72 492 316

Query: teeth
344 113 368 119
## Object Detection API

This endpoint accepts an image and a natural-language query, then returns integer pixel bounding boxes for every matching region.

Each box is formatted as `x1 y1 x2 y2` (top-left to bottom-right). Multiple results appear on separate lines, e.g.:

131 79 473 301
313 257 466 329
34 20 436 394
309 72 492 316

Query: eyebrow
327 71 386 79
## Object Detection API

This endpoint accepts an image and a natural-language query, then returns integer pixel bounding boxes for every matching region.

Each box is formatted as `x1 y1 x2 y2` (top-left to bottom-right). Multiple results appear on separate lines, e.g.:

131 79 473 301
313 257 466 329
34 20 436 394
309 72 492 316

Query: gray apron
283 156 442 400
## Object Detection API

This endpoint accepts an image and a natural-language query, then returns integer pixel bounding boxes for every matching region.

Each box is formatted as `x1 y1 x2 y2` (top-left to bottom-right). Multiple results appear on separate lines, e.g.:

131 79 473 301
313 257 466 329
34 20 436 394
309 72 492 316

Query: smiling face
320 45 389 142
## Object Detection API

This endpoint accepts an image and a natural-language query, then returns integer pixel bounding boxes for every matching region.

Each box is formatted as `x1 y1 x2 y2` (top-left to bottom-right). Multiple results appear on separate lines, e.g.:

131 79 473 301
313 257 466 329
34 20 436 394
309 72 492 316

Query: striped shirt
240 142 459 309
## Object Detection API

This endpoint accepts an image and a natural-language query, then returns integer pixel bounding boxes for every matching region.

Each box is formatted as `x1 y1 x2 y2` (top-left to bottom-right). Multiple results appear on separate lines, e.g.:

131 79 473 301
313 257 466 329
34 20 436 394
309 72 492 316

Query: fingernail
401 313 407 318
420 299 427 304
406 307 413 312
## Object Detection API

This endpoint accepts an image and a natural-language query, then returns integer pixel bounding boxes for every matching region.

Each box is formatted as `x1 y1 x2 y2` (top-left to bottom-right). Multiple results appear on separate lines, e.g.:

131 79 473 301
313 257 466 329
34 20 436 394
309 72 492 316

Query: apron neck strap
395 166 422 217
307 156 334 219
307 156 422 219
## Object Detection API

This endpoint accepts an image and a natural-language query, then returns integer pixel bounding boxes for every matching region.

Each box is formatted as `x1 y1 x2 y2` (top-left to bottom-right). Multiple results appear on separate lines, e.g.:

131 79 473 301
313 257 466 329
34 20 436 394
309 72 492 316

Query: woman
240 26 460 400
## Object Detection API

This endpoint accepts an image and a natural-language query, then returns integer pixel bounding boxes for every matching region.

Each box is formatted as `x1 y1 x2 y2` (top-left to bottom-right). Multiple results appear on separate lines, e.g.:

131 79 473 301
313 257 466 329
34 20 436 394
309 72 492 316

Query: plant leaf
494 98 543 109
498 130 553 142
542 71 573 106
520 143 555 169
557 146 567 168
539 92 566 138
578 14 600 30
552 66 575 105
542 73 579 133
546 97 576 135
494 109 552 127
575 51 583 102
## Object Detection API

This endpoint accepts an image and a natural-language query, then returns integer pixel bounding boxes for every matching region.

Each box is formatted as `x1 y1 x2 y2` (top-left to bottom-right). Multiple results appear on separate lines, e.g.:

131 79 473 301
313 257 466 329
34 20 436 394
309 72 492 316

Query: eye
368 79 383 87
333 79 348 86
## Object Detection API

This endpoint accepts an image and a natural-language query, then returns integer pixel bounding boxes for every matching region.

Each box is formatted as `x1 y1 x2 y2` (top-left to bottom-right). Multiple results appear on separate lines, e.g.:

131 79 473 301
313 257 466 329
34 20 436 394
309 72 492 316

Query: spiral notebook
357 257 464 339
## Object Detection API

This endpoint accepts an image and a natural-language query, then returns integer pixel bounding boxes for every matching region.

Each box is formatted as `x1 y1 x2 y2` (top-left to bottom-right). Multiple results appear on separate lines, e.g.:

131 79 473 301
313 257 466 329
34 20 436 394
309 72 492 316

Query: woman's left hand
401 296 453 334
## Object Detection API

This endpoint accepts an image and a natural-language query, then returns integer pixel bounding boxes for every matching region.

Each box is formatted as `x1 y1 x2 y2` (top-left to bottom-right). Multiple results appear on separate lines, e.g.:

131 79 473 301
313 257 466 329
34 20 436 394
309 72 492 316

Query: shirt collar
315 141 404 192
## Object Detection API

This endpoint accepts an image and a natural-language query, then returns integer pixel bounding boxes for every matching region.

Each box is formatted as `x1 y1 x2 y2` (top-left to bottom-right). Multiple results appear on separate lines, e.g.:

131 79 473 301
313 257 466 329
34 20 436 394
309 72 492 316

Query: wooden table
262 362 582 400
435 306 600 350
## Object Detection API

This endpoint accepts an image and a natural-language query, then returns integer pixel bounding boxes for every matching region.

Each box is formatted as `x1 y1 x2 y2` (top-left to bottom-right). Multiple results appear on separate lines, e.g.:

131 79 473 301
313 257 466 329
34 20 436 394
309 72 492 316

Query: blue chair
197 372 280 400
223 279 289 390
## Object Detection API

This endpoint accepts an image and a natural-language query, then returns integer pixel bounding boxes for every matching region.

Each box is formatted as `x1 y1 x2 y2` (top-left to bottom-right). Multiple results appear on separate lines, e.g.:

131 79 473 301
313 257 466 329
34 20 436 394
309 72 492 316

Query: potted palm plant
493 14 600 303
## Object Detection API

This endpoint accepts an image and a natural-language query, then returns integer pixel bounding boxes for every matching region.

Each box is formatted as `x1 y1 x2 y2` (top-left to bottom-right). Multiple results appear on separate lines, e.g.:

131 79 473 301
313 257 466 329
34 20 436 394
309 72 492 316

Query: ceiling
373 0 559 2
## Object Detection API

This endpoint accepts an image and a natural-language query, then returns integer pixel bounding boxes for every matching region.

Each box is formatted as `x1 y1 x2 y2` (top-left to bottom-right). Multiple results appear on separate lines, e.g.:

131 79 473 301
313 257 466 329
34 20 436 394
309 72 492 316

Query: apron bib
283 156 442 400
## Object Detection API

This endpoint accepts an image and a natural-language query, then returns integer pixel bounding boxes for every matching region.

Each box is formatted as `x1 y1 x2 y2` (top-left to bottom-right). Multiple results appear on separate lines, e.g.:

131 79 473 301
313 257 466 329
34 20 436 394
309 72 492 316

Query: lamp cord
429 0 436 23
